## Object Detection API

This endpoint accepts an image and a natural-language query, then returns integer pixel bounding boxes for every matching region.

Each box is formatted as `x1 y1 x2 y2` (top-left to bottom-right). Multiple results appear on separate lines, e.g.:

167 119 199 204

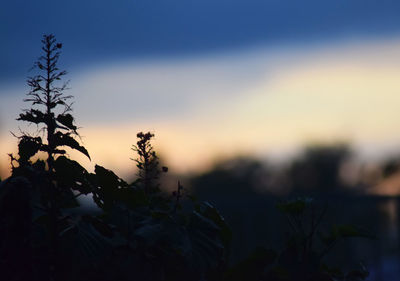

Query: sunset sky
2 0 400 179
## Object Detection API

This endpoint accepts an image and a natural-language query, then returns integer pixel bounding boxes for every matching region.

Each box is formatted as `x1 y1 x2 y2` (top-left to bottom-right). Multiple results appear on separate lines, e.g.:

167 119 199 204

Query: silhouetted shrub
0 34 371 281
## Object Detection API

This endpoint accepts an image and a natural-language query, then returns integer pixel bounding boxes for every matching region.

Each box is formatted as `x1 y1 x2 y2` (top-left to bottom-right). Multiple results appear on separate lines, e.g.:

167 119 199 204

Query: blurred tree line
191 143 400 197
189 145 400 280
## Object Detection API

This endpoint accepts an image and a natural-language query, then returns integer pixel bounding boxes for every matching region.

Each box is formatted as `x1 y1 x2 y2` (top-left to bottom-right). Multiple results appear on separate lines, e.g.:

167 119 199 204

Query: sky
2 0 400 179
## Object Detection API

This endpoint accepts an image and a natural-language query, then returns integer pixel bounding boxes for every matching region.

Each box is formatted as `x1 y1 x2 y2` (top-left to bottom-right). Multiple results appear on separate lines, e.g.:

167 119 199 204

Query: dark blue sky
2 0 400 85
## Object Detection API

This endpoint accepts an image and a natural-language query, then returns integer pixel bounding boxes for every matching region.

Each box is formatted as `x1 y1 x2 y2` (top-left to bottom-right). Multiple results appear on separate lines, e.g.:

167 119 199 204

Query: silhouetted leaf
187 210 225 271
83 215 114 238
92 165 128 210
196 201 232 252
56 113 77 132
59 215 113 262
17 109 46 125
18 136 43 162
54 156 92 194
53 132 90 159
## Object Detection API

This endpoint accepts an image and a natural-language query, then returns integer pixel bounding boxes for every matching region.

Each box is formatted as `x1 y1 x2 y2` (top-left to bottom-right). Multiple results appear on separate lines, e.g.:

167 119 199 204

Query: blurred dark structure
189 144 400 281
288 145 351 194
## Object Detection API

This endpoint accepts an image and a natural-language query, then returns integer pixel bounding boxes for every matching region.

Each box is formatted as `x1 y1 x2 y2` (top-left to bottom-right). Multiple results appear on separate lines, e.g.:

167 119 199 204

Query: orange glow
2 38 400 182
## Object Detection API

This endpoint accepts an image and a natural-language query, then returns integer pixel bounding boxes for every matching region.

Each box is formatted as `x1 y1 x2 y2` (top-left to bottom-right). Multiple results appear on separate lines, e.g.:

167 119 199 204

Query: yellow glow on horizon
2 38 400 180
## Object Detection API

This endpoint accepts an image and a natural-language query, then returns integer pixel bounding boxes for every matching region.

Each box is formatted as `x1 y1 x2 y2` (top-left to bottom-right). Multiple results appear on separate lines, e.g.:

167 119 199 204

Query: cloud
2 0 400 83
2 38 400 179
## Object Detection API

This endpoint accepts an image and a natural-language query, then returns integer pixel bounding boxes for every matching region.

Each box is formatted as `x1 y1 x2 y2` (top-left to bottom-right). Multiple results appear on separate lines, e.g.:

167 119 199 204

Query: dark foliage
131 132 168 195
0 35 371 281
225 198 372 281
13 34 90 171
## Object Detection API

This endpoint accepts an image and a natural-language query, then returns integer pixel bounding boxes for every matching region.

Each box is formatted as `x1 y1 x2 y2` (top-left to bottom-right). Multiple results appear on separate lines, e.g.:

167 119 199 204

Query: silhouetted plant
224 198 372 281
86 132 231 281
13 34 89 170
132 131 167 194
172 180 184 213
3 34 93 281
0 34 373 281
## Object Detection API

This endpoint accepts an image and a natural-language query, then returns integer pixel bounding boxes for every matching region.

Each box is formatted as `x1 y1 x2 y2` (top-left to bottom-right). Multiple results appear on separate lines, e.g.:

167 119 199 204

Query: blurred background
2 1 400 280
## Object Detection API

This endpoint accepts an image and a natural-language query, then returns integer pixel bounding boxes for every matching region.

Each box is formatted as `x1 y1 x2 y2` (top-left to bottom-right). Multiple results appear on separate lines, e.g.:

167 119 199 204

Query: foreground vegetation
0 35 371 281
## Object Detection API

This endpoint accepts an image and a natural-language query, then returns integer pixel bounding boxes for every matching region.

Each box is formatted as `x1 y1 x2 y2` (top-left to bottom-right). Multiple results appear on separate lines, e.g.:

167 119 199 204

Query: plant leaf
54 156 92 194
18 135 43 162
57 113 77 132
17 109 46 125
53 132 90 159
